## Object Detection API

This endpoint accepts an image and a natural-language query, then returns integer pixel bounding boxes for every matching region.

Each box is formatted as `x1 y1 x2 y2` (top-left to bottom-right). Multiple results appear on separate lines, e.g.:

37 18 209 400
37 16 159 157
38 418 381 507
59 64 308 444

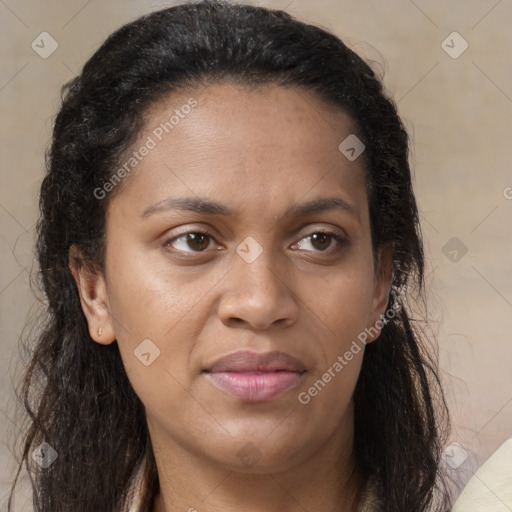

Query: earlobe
69 245 116 345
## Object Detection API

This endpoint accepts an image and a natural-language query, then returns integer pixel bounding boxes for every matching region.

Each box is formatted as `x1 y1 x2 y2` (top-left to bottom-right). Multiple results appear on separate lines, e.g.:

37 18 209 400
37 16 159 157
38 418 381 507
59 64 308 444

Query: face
73 83 392 474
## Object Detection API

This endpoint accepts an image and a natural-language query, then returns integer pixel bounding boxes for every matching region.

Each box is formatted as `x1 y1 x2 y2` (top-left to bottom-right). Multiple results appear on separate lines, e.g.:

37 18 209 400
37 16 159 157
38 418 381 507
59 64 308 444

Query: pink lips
203 351 306 402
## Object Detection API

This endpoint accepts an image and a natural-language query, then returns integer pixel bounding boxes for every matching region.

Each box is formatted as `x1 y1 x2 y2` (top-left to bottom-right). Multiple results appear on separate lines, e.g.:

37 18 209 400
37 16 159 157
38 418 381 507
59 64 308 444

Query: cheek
105 242 208 340
299 260 375 348
293 254 374 415
295 280 368 435
103 248 201 396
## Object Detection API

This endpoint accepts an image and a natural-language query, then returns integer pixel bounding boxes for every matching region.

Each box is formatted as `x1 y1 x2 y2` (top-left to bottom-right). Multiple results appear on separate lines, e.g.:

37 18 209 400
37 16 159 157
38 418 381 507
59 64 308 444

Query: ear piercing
97 327 103 336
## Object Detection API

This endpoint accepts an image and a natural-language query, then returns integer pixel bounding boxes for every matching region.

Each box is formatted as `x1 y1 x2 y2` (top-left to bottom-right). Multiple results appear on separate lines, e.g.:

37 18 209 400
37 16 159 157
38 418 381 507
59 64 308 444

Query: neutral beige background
1 0 511 509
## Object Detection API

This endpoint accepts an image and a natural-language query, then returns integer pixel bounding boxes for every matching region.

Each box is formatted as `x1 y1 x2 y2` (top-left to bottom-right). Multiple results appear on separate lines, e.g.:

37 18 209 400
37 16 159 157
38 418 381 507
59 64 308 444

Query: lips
206 350 306 373
203 351 306 402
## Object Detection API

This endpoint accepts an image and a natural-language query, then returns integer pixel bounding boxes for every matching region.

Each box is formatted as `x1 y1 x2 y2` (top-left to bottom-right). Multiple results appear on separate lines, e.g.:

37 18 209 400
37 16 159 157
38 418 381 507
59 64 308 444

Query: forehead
143 82 361 154
109 82 368 221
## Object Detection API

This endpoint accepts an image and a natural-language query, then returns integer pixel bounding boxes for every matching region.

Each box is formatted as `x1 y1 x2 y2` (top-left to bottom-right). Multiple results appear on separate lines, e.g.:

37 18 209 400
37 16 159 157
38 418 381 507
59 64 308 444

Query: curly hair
9 1 451 510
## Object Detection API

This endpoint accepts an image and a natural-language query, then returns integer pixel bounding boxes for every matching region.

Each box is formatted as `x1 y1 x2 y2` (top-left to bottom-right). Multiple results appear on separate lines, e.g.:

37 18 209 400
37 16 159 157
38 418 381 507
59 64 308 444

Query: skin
70 83 393 512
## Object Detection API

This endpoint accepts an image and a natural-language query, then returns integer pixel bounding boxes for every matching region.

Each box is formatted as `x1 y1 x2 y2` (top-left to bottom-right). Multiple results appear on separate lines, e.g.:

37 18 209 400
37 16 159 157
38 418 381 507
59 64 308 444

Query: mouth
203 350 307 402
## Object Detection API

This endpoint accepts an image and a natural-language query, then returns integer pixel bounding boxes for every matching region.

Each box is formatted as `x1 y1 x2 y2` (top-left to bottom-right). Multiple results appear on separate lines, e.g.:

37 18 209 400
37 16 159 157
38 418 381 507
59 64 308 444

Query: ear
69 245 116 345
366 243 394 343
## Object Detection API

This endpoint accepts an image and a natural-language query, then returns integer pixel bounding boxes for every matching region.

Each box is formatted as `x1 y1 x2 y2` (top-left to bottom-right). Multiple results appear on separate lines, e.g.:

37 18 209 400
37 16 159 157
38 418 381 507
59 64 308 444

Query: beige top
451 438 512 512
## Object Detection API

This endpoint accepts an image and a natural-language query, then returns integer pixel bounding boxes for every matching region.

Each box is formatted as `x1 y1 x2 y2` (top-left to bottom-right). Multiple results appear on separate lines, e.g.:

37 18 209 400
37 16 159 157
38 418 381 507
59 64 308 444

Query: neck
149 416 362 512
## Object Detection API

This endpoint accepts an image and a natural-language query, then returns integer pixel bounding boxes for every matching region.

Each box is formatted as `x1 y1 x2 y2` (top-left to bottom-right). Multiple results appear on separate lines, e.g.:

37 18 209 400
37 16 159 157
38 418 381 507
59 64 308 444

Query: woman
9 1 451 510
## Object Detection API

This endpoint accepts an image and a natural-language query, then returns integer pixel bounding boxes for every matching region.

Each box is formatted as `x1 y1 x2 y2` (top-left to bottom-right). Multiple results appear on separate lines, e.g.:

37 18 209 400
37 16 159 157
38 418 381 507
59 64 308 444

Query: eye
165 231 217 253
164 229 345 255
292 231 345 252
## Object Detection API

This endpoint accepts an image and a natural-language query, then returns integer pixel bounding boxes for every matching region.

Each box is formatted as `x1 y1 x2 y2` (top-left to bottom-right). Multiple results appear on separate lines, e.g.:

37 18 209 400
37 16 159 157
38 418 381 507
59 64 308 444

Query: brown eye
294 231 344 252
166 232 213 252
186 233 210 251
310 232 333 251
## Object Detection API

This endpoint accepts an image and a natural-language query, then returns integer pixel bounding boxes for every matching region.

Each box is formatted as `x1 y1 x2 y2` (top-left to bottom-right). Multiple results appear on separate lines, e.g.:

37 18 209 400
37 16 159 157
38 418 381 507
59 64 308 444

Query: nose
217 247 299 331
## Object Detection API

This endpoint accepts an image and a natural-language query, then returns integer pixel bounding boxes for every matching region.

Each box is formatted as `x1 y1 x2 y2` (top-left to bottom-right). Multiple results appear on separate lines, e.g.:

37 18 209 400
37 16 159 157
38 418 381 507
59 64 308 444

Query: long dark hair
9 1 451 510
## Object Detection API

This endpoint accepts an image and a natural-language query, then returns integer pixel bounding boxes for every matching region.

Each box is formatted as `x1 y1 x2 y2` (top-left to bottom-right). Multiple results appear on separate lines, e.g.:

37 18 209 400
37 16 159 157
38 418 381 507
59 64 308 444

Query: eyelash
163 229 346 255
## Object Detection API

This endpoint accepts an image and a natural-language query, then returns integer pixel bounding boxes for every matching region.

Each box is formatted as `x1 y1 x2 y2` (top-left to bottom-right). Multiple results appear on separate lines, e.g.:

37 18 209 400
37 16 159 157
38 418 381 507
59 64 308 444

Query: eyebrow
140 196 356 219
